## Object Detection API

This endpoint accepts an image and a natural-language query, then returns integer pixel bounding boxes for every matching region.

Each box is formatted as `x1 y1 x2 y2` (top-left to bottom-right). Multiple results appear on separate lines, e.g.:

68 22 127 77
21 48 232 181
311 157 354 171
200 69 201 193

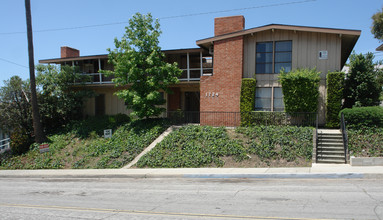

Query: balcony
76 72 114 85
69 49 213 85
178 52 213 81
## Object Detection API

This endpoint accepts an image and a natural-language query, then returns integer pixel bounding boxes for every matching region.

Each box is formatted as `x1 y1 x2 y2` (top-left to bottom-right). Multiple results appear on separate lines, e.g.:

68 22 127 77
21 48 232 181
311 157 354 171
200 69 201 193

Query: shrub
240 78 256 126
10 127 32 155
279 68 320 113
340 106 383 128
66 114 130 138
326 71 344 128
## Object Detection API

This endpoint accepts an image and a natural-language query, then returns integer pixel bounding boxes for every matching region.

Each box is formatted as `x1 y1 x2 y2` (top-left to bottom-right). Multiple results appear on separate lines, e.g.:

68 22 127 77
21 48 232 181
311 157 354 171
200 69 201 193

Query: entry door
95 94 105 116
185 92 200 123
185 92 200 112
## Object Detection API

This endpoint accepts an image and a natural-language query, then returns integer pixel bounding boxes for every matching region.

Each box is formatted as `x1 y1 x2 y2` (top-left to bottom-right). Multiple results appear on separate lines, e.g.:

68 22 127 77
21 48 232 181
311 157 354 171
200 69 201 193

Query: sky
0 0 382 87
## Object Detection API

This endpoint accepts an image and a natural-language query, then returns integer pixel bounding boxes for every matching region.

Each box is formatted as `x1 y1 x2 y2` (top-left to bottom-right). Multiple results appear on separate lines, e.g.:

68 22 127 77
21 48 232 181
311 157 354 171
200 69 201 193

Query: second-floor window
256 41 292 74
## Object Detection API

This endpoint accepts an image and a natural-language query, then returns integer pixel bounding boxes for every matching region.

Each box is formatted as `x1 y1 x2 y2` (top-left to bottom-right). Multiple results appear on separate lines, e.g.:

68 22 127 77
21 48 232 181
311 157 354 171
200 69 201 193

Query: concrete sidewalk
0 164 382 179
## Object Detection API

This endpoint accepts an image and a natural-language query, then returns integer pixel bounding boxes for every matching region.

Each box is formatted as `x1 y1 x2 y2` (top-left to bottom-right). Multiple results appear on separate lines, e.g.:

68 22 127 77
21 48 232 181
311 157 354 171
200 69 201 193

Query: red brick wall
167 87 181 111
200 16 245 126
61 46 79 58
214 16 245 36
200 36 244 126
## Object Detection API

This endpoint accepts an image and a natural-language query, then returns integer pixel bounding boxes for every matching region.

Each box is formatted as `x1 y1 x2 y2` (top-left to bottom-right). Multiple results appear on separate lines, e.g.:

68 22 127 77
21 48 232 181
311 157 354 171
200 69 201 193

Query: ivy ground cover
137 125 313 168
0 117 170 169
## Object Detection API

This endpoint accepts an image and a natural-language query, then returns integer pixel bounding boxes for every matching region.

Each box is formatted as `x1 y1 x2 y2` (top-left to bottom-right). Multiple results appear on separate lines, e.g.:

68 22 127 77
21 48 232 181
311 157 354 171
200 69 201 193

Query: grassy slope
0 117 170 169
137 125 313 168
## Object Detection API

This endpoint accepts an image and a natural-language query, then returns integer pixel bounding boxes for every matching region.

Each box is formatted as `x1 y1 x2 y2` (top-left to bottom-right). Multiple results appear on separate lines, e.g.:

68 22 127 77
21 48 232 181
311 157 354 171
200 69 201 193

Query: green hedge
340 106 383 128
279 68 320 113
326 71 344 128
240 78 256 126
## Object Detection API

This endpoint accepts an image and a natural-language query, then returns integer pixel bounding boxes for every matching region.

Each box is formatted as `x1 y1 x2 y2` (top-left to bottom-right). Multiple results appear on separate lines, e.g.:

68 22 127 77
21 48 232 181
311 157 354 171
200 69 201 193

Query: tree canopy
104 13 182 119
371 7 383 41
36 65 93 132
0 76 32 133
343 52 382 108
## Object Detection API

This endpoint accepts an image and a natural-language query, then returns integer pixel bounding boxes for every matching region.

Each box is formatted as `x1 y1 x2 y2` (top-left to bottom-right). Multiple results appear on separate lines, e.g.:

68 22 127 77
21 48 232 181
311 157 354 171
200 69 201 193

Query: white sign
39 144 49 153
104 129 112 138
319 50 328 60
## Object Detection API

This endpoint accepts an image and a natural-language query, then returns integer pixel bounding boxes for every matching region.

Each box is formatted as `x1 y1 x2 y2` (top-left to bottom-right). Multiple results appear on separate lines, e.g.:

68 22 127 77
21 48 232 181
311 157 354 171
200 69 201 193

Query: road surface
0 177 382 219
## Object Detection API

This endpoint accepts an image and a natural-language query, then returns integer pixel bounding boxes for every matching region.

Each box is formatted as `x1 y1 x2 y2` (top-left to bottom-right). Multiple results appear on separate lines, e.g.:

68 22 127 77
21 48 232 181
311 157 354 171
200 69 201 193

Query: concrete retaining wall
351 157 383 166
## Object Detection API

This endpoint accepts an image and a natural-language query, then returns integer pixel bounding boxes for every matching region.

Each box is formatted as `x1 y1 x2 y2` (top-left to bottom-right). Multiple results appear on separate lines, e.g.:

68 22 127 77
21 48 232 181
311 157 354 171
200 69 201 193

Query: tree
105 13 182 119
25 0 46 143
371 7 383 41
0 76 33 134
36 65 93 132
343 52 382 108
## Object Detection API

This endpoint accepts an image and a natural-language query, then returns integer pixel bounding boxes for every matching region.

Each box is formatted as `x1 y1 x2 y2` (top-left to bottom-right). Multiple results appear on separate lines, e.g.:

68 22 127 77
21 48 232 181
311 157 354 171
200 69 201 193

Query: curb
1 172 382 179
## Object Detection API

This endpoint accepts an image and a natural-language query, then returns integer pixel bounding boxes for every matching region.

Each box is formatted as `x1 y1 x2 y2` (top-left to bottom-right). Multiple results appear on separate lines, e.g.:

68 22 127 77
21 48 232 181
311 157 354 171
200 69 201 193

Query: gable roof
196 23 361 69
377 44 383 51
196 24 360 46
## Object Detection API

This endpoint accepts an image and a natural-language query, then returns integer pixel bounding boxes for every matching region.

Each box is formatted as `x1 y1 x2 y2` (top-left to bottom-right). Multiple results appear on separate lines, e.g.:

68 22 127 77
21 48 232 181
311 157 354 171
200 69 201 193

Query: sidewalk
0 164 382 179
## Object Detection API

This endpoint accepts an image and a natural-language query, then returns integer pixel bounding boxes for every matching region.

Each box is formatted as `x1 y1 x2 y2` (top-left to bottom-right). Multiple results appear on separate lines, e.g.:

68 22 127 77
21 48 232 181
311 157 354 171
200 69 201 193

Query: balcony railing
0 138 10 154
72 50 212 85
77 72 114 85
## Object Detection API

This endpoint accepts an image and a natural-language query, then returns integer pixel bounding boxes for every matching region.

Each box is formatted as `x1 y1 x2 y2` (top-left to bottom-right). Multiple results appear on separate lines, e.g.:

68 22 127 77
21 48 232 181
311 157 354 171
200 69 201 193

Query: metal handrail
340 112 348 163
315 113 319 162
0 138 10 152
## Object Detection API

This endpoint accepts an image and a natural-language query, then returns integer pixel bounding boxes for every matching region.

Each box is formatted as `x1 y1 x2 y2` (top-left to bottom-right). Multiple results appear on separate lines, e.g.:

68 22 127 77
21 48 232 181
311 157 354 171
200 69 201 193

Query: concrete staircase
317 129 346 164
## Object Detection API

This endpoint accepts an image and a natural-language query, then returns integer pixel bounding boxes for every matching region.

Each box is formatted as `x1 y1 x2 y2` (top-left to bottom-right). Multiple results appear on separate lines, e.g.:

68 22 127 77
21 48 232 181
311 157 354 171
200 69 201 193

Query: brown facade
39 15 360 126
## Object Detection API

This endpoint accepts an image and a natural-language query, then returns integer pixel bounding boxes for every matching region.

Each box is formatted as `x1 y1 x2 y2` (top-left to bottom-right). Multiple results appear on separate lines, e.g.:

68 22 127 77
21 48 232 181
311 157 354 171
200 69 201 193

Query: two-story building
39 15 361 126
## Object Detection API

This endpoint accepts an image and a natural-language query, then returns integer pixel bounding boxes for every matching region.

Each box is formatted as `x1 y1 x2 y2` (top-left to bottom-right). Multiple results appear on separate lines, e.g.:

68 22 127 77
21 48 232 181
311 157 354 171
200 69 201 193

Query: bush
279 68 320 113
326 71 344 128
340 106 383 128
240 78 256 126
10 127 32 155
66 114 130 138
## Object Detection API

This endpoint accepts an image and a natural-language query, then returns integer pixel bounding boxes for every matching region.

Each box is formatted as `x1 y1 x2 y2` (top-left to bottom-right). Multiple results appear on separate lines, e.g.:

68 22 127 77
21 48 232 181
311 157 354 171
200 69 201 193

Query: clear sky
0 0 382 86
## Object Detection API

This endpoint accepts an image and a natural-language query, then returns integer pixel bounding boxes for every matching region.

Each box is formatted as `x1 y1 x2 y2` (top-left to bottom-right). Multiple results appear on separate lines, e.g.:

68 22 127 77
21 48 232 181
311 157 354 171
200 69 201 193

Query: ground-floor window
255 87 284 112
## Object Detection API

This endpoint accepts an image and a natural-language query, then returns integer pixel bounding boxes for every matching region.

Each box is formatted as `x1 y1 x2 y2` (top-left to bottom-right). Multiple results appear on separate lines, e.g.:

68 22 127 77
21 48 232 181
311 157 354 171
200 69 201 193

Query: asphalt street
0 177 382 219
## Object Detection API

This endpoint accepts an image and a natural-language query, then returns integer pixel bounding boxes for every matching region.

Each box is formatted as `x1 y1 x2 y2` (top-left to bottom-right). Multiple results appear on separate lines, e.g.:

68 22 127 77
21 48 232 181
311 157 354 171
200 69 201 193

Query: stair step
317 147 344 151
318 141 343 146
318 135 343 139
317 154 345 159
316 150 345 154
318 138 343 142
317 158 345 164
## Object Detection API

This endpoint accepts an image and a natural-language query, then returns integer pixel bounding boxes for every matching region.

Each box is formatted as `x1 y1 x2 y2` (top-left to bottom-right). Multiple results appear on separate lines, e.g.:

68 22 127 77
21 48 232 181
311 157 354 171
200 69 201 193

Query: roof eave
196 24 361 47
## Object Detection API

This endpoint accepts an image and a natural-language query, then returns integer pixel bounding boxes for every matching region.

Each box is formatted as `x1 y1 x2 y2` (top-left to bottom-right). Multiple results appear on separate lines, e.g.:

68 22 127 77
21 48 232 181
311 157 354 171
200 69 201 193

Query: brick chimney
61 46 79 58
200 15 245 126
214 15 245 36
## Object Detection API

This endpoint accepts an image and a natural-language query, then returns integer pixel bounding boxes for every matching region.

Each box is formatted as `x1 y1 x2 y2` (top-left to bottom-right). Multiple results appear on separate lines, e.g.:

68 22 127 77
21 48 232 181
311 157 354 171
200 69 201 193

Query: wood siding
243 29 342 125
243 29 341 80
